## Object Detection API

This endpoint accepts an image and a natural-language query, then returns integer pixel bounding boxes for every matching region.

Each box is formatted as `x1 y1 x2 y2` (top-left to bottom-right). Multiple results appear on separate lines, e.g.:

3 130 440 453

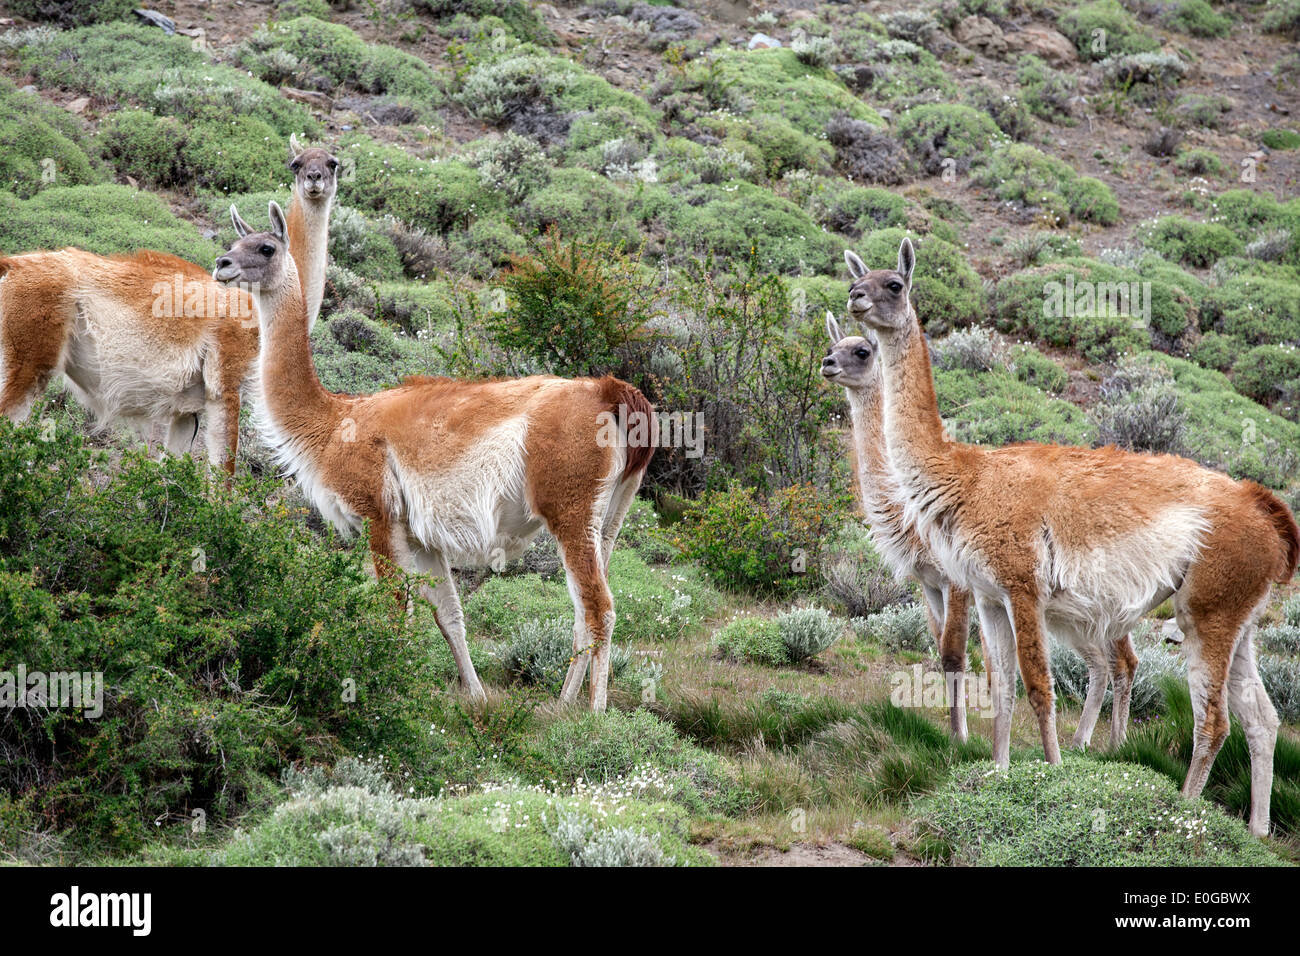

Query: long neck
287 189 332 332
844 382 895 505
877 311 956 491
253 259 342 446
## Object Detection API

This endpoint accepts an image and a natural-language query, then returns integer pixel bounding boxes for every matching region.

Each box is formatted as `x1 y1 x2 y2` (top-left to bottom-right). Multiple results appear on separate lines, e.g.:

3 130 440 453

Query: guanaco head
214 201 292 299
288 133 340 202
821 311 879 390
844 238 916 337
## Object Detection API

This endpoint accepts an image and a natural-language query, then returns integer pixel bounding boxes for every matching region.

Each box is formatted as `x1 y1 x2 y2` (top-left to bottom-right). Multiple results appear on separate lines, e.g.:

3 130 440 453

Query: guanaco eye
854 348 870 359
887 281 903 293
327 158 340 171
289 161 301 172
259 244 275 257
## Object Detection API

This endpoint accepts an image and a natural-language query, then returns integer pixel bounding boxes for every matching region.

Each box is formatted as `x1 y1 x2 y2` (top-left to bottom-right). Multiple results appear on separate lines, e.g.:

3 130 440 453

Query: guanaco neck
252 258 344 449
876 310 954 486
844 380 895 506
287 188 333 332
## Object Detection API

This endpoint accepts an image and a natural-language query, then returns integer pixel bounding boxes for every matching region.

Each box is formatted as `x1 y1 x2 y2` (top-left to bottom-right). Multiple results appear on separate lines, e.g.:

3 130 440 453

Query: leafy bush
675 484 848 596
919 757 1283 865
711 616 787 666
936 366 1097 446
488 230 652 377
1059 0 1161 62
7 0 132 26
932 326 1005 373
777 606 841 663
1143 216 1242 268
98 108 187 188
1200 274 1300 347
1009 344 1069 394
1231 345 1300 406
15 23 312 136
1099 52 1189 91
1165 0 1230 37
0 184 216 262
1262 128 1300 150
1263 0 1300 39
551 806 675 866
0 419 449 853
852 604 931 654
1173 148 1225 178
894 103 1002 176
0 78 105 197
1016 55 1076 125
975 144 1118 226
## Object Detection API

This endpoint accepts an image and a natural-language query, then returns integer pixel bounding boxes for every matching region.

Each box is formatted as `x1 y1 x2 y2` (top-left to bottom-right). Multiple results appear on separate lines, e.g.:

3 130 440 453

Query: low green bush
919 756 1284 865
1016 55 1076 125
711 616 787 666
1165 0 1230 37
894 103 1002 176
0 419 448 853
975 144 1118 226
7 0 132 26
1263 0 1300 39
1173 147 1225 178
1009 344 1069 394
852 604 930 654
1143 215 1242 268
0 184 216 261
937 366 1098 446
1231 344 1300 406
674 484 849 596
0 78 105 198
1058 0 1162 62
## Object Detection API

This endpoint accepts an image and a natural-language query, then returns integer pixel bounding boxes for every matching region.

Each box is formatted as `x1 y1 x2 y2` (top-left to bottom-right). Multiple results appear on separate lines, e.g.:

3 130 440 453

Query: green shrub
98 108 187 188
238 17 442 107
1016 55 1076 125
1200 274 1300 346
712 616 788 666
1262 128 1300 150
894 103 1002 175
1142 215 1242 268
1009 344 1069 394
1189 331 1242 372
1165 0 1230 37
1173 147 1225 178
776 606 841 663
1259 656 1300 722
1231 344 1300 406
1174 93 1234 130
488 230 651 376
938 366 1098 446
16 23 313 136
0 420 449 853
1104 679 1300 838
852 604 930 654
974 144 1118 226
0 184 216 262
1051 625 1184 720
1263 0 1300 39
847 228 984 334
0 78 105 198
676 182 841 275
1059 0 1161 62
919 756 1283 865
674 484 848 596
183 115 286 195
500 618 641 693
1259 623 1300 655
7 0 132 26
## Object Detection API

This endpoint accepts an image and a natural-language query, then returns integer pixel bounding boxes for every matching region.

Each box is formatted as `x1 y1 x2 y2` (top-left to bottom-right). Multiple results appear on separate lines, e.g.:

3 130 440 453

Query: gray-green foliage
777 606 841 662
1258 655 1300 722
853 604 931 654
1049 624 1185 720
551 806 674 866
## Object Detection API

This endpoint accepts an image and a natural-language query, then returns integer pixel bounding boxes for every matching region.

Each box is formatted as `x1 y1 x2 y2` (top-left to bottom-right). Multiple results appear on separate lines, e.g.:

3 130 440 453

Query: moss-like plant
0 78 105 198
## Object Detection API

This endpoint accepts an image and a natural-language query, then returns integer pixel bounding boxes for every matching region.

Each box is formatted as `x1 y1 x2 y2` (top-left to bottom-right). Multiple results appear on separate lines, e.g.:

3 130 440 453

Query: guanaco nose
215 256 233 270
822 355 837 368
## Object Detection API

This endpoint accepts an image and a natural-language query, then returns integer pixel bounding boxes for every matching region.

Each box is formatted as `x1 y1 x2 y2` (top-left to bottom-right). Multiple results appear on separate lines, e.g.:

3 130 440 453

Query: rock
1004 25 1078 66
1144 126 1183 157
631 4 702 44
132 8 176 34
748 33 781 49
66 96 90 114
284 87 335 111
954 15 1006 57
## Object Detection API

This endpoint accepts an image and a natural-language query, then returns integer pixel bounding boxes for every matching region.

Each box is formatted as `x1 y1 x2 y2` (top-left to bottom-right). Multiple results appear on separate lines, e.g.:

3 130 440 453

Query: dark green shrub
488 230 653 377
1173 147 1225 177
1143 215 1242 267
0 419 448 853
1165 0 1230 37
712 616 787 666
1189 331 1242 372
15 23 313 136
936 366 1096 446
1231 345 1300 405
0 79 104 198
1261 128 1300 150
98 109 188 188
894 103 1001 175
1016 55 1076 125
676 182 840 275
920 755 1283 865
0 185 216 262
1058 0 1161 61
1009 344 1069 394
1263 0 1300 39
182 116 286 195
848 228 984 334
1200 275 1300 346
7 0 132 26
674 484 850 596
975 144 1118 226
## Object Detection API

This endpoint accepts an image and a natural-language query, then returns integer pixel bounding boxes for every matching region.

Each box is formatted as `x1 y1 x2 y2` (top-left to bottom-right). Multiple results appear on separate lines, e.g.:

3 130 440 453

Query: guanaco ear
289 133 304 157
268 200 289 245
826 311 844 345
897 238 915 289
230 204 253 238
844 249 868 280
